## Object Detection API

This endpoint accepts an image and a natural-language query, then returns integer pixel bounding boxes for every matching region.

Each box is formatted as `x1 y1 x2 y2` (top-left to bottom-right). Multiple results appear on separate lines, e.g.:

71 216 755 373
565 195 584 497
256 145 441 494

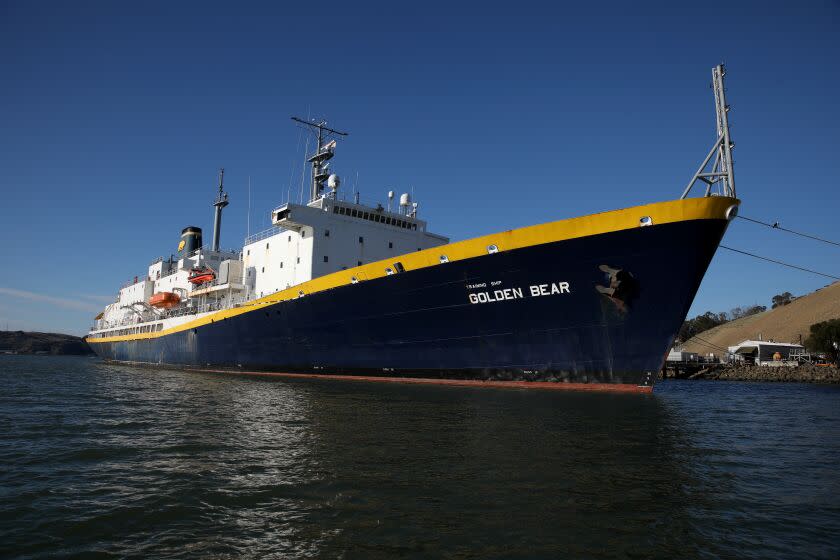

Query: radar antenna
291 117 348 202
681 64 736 199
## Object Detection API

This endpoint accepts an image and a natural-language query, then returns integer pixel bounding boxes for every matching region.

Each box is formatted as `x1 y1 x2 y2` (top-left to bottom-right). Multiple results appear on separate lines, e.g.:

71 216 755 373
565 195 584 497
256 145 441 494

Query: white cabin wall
118 280 153 306
154 270 192 295
241 200 449 297
243 228 315 298
310 212 447 278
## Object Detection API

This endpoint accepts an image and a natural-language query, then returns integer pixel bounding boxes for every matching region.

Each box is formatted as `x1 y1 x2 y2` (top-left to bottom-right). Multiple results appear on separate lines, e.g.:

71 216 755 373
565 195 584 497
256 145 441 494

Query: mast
290 117 348 202
211 168 229 252
681 64 736 199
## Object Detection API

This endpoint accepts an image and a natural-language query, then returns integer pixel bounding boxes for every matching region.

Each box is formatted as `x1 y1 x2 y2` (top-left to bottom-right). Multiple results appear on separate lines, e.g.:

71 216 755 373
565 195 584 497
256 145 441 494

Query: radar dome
327 174 341 190
399 193 411 207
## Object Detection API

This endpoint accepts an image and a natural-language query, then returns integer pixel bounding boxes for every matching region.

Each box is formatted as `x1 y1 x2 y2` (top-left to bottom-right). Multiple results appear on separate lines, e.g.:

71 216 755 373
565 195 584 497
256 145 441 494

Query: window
324 256 329 263
261 267 265 272
388 242 393 249
393 262 405 273
351 209 358 217
439 255 449 263
296 257 300 263
363 212 369 220
301 230 306 238
358 261 363 266
359 236 364 244
288 235 291 242
266 243 269 249
280 262 284 268
247 250 250 255
333 207 338 213
325 229 330 237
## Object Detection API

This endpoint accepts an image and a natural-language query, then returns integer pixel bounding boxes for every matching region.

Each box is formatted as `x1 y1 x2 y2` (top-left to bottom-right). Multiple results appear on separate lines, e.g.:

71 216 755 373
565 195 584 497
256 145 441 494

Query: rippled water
1 356 838 559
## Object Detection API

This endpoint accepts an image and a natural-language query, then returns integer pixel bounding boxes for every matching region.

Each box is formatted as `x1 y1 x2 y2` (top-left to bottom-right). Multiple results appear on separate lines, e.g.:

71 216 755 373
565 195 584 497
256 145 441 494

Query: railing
91 292 252 333
244 226 285 246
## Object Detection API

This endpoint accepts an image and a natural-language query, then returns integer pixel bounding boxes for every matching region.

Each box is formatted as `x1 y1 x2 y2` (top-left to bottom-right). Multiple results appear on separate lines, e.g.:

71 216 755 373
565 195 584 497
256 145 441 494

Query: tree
771 292 794 309
805 319 840 364
730 305 766 320
678 311 728 342
744 304 767 316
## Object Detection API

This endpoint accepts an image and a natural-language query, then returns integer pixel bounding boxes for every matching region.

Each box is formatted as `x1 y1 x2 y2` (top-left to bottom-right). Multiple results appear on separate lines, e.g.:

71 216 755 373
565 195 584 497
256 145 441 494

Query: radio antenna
291 117 348 203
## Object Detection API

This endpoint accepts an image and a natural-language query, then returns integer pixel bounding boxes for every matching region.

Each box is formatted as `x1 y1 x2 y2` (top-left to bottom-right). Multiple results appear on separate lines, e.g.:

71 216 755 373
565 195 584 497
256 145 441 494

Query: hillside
682 281 840 355
0 331 93 355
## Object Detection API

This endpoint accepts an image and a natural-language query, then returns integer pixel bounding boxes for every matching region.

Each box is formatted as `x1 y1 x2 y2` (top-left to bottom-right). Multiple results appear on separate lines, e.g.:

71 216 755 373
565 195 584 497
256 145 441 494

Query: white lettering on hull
468 282 570 305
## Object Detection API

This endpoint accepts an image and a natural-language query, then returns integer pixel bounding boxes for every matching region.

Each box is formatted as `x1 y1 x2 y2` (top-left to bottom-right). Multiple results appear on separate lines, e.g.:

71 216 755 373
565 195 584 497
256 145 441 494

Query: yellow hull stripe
88 196 738 344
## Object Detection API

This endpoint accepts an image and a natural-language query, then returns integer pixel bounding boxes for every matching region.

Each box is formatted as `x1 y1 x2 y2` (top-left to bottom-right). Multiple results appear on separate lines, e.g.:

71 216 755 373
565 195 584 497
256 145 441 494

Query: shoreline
667 363 840 384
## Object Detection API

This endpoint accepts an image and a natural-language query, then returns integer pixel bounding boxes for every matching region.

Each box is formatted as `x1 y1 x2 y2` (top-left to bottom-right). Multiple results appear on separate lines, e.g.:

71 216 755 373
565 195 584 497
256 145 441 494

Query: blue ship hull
89 217 728 389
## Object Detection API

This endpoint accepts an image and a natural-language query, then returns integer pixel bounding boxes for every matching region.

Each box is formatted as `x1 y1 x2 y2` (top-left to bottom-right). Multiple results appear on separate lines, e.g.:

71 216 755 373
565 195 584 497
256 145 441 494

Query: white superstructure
89 119 449 338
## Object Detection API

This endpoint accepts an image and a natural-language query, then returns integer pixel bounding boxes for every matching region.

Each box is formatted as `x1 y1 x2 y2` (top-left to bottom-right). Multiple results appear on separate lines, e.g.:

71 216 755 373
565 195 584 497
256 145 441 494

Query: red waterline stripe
195 368 653 393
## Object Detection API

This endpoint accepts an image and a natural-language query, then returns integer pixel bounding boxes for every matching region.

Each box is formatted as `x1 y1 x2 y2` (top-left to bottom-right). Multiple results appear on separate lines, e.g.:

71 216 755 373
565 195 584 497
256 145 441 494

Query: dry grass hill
682 281 840 356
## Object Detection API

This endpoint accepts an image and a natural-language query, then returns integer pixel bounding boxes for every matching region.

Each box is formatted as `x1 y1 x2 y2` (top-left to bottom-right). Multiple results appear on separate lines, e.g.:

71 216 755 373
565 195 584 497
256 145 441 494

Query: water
1 356 838 559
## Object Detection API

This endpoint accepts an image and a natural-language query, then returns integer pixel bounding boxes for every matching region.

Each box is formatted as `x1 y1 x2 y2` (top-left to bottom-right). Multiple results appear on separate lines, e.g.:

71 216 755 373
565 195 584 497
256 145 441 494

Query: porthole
351 276 359 284
298 290 305 297
487 244 499 254
385 267 394 275
639 216 653 227
439 255 449 263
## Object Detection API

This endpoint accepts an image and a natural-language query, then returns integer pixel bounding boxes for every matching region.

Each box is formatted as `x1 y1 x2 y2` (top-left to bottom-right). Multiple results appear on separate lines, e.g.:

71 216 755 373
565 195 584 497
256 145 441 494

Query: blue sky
1 1 838 335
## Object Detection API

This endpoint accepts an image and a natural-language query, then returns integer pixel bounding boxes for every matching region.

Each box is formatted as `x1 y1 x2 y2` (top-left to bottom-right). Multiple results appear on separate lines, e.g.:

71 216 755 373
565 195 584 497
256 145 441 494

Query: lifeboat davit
149 291 181 309
188 266 215 285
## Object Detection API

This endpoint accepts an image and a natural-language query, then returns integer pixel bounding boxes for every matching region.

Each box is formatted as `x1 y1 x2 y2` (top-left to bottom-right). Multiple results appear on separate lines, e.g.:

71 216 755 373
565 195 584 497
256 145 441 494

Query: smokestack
179 227 202 255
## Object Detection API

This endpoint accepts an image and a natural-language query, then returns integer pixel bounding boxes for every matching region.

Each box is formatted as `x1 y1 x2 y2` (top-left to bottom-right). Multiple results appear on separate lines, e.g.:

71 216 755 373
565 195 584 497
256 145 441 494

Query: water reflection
1 357 838 559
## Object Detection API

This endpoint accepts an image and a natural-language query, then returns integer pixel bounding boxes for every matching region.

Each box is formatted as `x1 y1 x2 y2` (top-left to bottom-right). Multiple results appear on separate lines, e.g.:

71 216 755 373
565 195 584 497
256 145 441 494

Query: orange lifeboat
188 266 215 285
149 291 181 309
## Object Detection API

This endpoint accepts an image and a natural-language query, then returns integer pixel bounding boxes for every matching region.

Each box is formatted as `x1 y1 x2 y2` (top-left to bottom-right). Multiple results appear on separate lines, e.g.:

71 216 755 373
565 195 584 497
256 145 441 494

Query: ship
85 65 740 393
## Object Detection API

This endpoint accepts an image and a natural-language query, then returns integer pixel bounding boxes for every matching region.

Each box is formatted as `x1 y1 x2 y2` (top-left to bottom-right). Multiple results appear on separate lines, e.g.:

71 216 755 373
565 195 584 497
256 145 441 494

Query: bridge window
324 256 329 263
359 236 364 244
388 242 393 249
325 229 330 237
